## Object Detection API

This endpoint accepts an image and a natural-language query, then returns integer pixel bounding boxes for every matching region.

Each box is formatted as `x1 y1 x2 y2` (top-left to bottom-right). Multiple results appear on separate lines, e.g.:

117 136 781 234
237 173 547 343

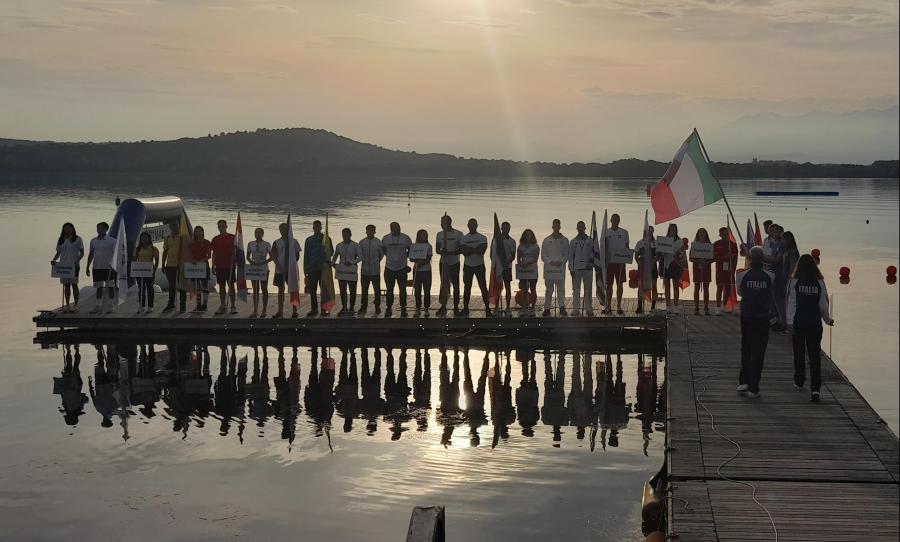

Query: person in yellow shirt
134 232 160 313
161 222 186 313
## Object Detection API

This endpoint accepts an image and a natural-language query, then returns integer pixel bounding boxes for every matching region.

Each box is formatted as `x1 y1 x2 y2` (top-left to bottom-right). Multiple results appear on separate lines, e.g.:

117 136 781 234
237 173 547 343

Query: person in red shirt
210 219 237 315
713 227 739 315
188 226 212 312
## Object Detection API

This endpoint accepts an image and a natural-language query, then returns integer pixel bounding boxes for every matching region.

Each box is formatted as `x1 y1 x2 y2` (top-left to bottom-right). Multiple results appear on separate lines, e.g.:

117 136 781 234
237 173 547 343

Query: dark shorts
92 268 117 285
606 263 626 286
273 272 286 287
716 268 733 285
214 267 236 284
664 263 683 280
692 262 711 284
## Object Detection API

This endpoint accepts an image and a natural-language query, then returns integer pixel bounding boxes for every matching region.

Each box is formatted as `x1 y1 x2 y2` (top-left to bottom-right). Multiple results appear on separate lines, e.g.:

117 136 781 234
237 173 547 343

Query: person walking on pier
382 222 412 318
358 225 383 315
603 213 629 315
787 254 834 402
161 222 187 313
541 219 569 316
332 227 361 315
691 228 713 315
490 221 516 315
736 246 777 399
188 226 212 312
435 215 463 316
246 227 272 317
271 222 301 319
134 232 159 313
713 226 738 315
51 222 83 313
304 220 327 317
516 229 540 313
411 229 433 315
211 219 237 315
86 222 117 314
461 218 490 317
568 220 594 316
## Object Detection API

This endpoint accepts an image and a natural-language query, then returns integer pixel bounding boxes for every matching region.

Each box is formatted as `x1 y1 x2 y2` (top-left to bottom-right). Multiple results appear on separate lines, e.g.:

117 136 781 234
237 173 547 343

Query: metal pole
694 128 746 247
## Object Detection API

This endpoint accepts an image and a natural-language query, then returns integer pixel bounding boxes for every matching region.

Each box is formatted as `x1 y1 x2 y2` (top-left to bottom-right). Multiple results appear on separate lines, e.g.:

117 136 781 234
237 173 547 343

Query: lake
1 177 897 541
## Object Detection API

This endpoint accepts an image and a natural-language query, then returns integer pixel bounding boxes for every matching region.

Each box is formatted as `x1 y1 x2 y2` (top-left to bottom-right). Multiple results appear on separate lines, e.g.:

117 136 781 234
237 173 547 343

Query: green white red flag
650 130 723 225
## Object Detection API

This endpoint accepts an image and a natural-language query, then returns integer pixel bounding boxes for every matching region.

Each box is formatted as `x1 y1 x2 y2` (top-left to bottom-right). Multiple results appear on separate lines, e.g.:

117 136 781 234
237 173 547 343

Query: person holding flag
211 219 237 315
568 220 594 316
270 221 301 319
590 211 608 311
713 225 738 315
488 217 515 315
304 220 327 317
661 223 686 311
319 215 337 317
111 217 129 309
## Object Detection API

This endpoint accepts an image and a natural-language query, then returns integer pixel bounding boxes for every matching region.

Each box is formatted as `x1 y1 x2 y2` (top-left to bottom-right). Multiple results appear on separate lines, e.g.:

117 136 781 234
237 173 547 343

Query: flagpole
694 128 745 247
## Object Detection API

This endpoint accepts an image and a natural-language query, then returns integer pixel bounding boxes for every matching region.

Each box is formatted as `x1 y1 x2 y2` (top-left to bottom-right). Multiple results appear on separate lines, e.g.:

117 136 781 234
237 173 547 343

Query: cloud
355 13 406 25
644 10 673 18
519 7 537 15
447 16 515 29
309 36 439 55
249 3 298 14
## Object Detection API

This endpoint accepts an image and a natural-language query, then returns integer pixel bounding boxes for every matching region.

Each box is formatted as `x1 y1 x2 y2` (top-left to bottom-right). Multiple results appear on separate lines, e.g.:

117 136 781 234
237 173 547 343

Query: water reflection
49 341 665 452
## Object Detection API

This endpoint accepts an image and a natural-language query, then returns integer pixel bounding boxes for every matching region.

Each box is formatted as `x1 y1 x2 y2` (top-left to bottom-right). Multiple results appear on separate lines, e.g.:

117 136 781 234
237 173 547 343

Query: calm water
1 177 898 540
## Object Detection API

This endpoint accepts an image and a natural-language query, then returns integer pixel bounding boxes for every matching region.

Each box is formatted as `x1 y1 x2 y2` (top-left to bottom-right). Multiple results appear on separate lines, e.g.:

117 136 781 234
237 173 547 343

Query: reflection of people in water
488 350 516 448
515 348 539 437
234 349 248 444
541 350 568 443
336 348 360 433
56 344 87 426
214 346 238 436
437 347 462 447
273 347 302 447
412 349 432 431
635 354 659 456
568 352 589 440
132 345 160 420
248 347 273 429
596 354 630 449
89 344 119 428
304 346 334 439
384 349 412 441
360 348 385 435
462 348 489 447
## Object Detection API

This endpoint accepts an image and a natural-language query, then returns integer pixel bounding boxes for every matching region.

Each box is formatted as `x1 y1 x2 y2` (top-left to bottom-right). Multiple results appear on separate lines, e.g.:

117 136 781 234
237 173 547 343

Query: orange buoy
811 248 821 258
628 269 639 280
887 265 897 277
839 266 850 277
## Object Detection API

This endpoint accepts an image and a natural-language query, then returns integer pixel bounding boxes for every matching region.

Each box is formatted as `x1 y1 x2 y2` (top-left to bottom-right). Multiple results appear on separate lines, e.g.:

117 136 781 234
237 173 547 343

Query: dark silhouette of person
234 349 248 444
304 346 334 439
89 344 119 428
437 347 462 447
597 354 630 449
360 348 385 436
384 349 412 441
214 346 238 436
462 348 488 447
541 350 568 444
515 349 539 437
132 344 160 420
248 347 273 430
635 353 659 456
568 352 589 441
488 351 516 448
335 348 360 433
412 349 432 432
57 344 87 426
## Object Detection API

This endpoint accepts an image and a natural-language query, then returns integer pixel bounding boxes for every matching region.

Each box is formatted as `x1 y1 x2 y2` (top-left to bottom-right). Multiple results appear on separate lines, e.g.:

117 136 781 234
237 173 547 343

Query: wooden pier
666 308 899 541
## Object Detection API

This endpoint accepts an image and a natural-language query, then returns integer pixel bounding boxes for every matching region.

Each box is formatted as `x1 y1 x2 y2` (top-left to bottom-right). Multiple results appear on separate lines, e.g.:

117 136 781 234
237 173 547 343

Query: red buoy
682 238 689 249
628 269 639 280
811 248 821 258
840 276 850 284
839 266 850 277
887 265 897 277
628 279 639 289
888 275 897 285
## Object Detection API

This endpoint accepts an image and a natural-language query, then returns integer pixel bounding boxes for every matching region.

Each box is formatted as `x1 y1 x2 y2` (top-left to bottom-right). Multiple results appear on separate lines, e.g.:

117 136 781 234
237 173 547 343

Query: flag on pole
592 210 608 307
679 238 691 290
743 218 755 268
488 213 505 307
234 212 247 303
724 217 738 312
438 212 449 307
286 214 301 308
111 217 129 305
650 130 724 225
753 213 763 247
320 214 336 313
641 210 654 301
177 210 192 296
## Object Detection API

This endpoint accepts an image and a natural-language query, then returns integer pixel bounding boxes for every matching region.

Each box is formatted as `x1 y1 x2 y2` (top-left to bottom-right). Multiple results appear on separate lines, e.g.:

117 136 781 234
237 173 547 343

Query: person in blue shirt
304 220 326 317
787 254 834 402
736 246 777 398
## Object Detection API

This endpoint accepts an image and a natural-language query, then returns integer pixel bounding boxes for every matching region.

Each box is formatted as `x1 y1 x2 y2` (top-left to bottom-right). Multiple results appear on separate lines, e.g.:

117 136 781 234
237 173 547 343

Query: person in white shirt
270 222 301 319
246 227 272 318
332 227 361 315
410 229 434 315
51 222 84 313
490 221 517 315
358 225 384 315
541 219 569 316
435 215 463 316
381 222 412 317
460 218 490 317
568 220 594 316
603 213 630 315
86 221 117 314
516 229 540 312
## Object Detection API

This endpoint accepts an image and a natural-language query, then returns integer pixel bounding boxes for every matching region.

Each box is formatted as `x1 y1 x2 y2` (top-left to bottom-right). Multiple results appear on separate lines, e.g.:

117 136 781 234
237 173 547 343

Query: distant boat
755 191 839 196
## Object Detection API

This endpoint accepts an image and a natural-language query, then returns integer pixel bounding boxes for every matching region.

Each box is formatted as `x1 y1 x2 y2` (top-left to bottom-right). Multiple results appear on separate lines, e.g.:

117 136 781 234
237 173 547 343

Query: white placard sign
183 262 208 280
335 265 358 282
409 243 429 261
655 236 676 254
245 264 268 282
516 264 538 280
51 263 76 279
609 248 634 265
690 242 714 260
130 261 154 278
543 265 566 281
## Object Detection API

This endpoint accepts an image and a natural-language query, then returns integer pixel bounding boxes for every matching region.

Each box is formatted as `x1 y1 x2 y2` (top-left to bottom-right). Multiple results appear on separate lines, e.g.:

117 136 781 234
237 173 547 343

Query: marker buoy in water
888 276 897 285
628 279 639 289
840 276 850 284
839 266 850 277
887 265 897 277
628 269 639 281
811 248 821 258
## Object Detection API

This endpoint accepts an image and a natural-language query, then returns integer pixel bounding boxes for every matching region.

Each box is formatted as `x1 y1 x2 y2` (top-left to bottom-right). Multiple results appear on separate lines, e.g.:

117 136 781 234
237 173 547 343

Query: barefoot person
787 254 834 403
358 224 383 315
661 223 686 311
435 215 463 316
634 226 657 314
736 246 777 399
211 219 237 315
541 219 569 317
382 222 412 318
271 222 301 318
133 231 159 314
568 220 594 316
161 222 187 313
51 222 84 313
247 227 272 317
86 222 116 314
690 228 713 315
411 229 433 315
516 229 540 312
713 226 738 315
332 227 361 315
461 218 490 317
490 221 516 315
603 213 629 315
188 226 212 313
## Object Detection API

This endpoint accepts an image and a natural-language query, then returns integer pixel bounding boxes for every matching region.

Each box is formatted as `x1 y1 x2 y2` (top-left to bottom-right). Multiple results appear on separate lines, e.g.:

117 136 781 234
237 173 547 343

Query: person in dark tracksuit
736 246 777 398
786 254 834 403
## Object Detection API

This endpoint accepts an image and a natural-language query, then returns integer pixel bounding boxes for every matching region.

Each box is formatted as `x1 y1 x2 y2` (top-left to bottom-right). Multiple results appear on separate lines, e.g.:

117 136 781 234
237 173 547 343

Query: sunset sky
2 0 898 161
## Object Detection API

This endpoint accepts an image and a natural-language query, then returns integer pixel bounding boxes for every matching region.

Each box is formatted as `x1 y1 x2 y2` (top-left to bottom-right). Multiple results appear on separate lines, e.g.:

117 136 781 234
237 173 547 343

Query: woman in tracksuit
786 254 835 402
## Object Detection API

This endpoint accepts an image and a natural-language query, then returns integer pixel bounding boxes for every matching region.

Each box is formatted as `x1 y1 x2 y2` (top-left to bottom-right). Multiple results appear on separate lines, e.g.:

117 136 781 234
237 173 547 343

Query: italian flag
650 129 723 225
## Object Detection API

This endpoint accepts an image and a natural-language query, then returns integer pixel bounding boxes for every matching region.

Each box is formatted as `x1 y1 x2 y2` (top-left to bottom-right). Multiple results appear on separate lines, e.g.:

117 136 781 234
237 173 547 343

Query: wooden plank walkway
666 305 899 541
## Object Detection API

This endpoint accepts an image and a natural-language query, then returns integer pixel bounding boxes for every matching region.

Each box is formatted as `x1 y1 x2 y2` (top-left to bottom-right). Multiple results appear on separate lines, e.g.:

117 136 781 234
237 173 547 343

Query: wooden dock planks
666 305 899 541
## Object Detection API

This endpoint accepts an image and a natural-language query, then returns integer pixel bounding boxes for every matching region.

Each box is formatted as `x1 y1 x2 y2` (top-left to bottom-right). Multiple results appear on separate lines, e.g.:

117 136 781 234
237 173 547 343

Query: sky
1 0 898 162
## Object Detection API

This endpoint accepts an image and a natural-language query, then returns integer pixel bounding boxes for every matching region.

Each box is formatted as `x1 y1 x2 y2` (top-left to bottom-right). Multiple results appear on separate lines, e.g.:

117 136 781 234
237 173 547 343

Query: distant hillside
0 128 896 179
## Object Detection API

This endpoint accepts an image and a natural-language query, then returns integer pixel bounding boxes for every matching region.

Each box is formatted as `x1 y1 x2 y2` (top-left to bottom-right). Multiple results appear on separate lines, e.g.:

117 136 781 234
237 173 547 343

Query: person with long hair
661 223 686 311
188 225 211 312
133 231 160 313
634 225 657 314
411 229 433 316
516 229 539 312
161 221 187 313
787 254 834 402
713 226 738 315
246 227 272 317
690 228 713 315
780 230 800 297
51 222 84 312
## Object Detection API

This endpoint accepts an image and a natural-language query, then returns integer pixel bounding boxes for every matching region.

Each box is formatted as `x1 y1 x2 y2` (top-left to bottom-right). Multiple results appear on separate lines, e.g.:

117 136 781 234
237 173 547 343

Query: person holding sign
211 220 237 315
382 222 412 318
690 228 713 315
332 227 361 316
133 232 159 313
541 219 569 317
188 226 212 312
435 215 463 316
86 222 116 314
410 229 433 315
460 218 490 317
634 225 658 314
516 229 540 312
660 223 686 311
568 220 594 316
358 225 383 315
161 222 187 313
490 221 516 315
603 214 629 315
271 222 301 319
246 227 272 318
713 227 738 315
51 222 84 313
